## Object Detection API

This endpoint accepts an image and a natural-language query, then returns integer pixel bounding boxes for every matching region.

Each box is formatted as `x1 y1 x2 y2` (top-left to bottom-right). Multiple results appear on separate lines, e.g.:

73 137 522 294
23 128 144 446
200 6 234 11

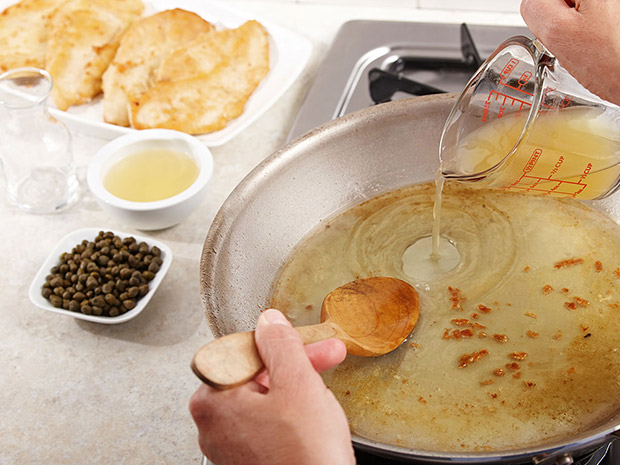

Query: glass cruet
0 67 79 213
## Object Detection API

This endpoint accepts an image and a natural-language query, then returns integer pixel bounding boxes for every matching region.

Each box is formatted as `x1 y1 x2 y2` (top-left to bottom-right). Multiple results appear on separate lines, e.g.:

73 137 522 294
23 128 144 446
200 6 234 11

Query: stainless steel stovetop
289 20 531 140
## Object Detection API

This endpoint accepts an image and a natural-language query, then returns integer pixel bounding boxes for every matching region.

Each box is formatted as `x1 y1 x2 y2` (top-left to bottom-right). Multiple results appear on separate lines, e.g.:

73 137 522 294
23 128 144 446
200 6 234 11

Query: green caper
49 295 62 308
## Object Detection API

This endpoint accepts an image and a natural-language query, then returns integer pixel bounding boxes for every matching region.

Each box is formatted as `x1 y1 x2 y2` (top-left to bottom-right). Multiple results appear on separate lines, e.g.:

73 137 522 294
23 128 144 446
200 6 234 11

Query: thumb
254 309 316 390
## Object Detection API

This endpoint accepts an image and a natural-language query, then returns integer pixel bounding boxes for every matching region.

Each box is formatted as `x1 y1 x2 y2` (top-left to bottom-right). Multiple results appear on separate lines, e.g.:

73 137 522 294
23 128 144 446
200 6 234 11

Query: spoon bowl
191 277 420 389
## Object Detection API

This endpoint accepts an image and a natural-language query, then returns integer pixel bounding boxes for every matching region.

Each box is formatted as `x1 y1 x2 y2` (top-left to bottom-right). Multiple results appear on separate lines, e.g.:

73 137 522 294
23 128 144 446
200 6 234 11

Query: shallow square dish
28 228 173 324
0 0 313 147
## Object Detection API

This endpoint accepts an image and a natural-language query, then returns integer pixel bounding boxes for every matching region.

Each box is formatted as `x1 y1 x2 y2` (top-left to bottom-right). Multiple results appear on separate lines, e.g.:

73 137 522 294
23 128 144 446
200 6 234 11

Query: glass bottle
0 67 79 213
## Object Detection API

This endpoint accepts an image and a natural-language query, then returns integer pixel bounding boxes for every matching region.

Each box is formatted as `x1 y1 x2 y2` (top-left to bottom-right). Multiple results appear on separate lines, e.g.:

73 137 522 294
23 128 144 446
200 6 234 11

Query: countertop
0 2 524 464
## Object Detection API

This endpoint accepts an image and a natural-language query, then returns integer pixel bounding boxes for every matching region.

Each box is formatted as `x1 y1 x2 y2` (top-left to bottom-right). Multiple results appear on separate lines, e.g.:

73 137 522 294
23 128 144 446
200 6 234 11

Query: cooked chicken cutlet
130 20 270 134
45 0 143 110
156 20 268 83
102 8 213 127
0 0 66 73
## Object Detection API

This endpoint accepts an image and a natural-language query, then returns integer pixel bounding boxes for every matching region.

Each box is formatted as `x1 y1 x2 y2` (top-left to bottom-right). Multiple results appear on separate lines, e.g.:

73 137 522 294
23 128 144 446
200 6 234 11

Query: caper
49 295 62 308
41 288 52 299
109 307 120 317
91 306 103 316
101 282 115 294
49 277 63 288
68 300 80 312
122 300 136 310
138 284 149 296
119 268 132 280
148 262 159 273
92 295 106 308
142 271 155 282
73 292 86 302
127 286 138 298
80 305 92 315
104 294 119 306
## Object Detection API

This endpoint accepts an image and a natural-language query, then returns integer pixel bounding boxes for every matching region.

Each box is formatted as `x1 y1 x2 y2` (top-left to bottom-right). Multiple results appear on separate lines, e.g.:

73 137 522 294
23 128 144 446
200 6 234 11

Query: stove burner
368 24 483 104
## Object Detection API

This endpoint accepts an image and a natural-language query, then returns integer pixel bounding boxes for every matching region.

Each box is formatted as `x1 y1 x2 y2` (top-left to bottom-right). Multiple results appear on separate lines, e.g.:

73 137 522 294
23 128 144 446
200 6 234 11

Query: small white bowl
28 228 173 324
87 129 213 230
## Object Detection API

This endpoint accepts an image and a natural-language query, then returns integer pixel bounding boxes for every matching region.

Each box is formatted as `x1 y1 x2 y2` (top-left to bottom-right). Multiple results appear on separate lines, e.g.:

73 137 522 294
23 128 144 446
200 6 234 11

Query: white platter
28 228 173 324
0 0 312 146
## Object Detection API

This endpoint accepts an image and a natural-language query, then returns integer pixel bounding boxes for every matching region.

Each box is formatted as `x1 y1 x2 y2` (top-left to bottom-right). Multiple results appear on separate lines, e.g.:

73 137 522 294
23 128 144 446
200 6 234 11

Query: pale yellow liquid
104 148 199 202
451 107 620 199
272 182 620 452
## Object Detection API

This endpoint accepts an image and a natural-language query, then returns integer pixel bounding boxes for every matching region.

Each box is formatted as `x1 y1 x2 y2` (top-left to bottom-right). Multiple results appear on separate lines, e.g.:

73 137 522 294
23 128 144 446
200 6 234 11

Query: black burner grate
368 23 483 104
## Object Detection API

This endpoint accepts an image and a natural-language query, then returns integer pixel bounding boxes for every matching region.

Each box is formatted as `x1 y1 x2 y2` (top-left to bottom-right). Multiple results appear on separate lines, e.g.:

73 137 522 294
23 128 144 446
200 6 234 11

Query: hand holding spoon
191 277 420 389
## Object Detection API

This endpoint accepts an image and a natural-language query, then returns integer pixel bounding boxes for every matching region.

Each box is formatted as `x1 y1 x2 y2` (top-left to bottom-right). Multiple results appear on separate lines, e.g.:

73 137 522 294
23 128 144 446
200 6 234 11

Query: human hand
189 309 356 465
520 0 620 105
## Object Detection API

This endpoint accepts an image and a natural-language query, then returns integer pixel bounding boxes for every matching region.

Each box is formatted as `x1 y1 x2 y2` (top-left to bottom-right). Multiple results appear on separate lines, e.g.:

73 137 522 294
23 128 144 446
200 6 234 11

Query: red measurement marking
501 58 519 80
517 71 532 89
523 149 542 173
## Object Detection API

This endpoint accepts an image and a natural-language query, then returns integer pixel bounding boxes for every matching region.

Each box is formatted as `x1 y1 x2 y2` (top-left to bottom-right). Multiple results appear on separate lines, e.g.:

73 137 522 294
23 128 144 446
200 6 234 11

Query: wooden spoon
191 277 420 389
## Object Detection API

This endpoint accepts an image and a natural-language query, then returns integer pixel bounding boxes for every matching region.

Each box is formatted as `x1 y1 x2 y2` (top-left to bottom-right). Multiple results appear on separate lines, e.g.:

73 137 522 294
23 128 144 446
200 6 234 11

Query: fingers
253 337 347 389
520 0 579 41
189 381 260 431
254 309 318 391
305 338 347 372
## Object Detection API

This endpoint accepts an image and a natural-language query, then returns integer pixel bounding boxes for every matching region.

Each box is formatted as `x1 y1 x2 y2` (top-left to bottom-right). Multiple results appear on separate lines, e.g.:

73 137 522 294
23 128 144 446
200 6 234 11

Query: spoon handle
191 322 340 390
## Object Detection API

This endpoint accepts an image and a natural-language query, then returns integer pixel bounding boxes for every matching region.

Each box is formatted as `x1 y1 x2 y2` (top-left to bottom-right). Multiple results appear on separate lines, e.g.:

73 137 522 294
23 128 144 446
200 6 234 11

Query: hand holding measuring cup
440 36 620 200
521 0 620 107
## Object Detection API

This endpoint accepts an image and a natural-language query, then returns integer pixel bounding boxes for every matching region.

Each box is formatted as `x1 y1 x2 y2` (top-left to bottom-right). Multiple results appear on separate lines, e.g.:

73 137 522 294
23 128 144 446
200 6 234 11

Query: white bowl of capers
28 228 173 324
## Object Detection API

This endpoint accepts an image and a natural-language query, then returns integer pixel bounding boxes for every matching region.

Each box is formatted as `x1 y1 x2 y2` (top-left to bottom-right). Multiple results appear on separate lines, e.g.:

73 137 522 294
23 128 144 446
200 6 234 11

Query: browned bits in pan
448 286 465 311
41 231 163 317
553 258 584 269
594 260 603 272
542 284 554 295
492 334 508 343
458 349 489 368
477 304 492 313
509 352 528 361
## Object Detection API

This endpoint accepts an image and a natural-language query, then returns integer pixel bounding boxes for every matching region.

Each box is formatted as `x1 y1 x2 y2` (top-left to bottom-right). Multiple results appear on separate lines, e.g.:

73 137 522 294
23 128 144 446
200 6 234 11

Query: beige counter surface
0 2 523 463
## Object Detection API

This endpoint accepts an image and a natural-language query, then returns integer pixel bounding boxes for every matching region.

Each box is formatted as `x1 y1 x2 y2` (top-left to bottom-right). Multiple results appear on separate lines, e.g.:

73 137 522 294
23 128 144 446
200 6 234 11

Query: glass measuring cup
0 67 79 213
440 36 620 200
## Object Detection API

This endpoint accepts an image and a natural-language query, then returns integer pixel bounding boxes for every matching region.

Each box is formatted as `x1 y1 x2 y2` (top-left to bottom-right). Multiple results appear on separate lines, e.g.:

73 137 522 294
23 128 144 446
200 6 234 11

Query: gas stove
287 19 619 465
289 20 532 140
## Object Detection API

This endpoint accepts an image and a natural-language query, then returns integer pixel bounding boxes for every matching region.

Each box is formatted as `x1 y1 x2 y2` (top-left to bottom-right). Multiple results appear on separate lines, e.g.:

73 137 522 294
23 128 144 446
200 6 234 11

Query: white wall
259 0 521 13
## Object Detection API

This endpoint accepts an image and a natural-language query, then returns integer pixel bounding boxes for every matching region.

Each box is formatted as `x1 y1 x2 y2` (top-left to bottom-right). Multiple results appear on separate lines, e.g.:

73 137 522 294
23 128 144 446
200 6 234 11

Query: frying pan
200 94 620 464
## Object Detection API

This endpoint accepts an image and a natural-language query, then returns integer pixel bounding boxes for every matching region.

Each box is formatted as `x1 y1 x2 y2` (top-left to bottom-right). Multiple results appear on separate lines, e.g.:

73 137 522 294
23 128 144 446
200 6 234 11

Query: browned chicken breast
45 0 143 110
102 8 214 127
0 0 65 73
129 20 270 134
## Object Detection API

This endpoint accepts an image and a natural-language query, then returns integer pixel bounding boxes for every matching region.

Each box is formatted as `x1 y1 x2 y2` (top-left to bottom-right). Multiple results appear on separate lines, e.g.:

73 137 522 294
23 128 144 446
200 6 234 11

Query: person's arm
189 309 356 465
520 0 620 106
